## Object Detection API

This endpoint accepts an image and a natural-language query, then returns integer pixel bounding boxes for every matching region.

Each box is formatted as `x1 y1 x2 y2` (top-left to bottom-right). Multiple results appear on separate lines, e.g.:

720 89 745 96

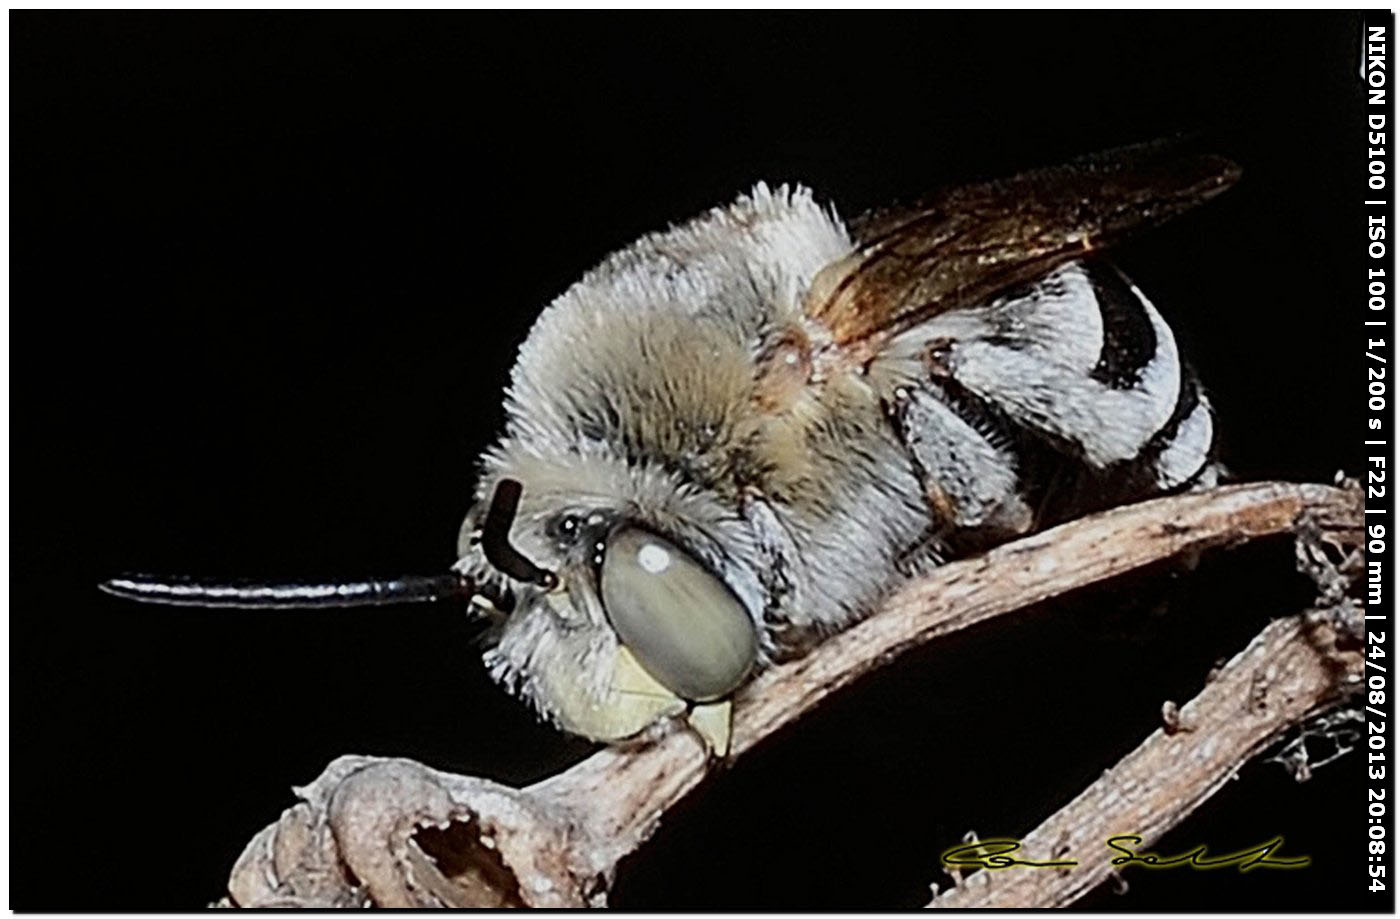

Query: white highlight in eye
637 542 672 574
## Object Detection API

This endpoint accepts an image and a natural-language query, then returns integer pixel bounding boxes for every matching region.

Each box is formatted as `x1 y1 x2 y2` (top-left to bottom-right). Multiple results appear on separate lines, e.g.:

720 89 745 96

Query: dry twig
221 481 1361 908
929 610 1363 907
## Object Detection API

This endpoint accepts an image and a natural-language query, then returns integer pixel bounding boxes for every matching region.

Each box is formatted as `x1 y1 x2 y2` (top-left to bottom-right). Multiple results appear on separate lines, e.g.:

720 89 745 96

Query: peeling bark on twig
219 481 1361 909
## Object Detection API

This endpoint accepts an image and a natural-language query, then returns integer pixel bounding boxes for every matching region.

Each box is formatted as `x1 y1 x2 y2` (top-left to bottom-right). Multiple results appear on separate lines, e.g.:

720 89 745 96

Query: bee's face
453 448 768 746
442 188 861 751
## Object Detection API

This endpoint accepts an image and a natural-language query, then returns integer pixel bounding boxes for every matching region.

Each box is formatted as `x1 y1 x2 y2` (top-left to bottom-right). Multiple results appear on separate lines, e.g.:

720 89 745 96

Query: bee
102 142 1240 757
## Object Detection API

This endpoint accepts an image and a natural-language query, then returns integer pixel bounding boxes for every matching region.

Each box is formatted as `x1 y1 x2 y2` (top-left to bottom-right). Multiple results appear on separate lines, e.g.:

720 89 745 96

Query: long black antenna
98 572 476 609
97 478 557 610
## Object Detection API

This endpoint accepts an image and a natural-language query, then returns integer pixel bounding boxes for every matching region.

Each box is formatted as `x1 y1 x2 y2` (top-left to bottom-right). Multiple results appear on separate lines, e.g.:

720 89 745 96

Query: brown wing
804 142 1241 359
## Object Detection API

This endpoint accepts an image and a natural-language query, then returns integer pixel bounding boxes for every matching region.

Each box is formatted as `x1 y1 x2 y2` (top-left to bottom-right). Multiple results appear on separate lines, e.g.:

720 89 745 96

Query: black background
11 11 1384 910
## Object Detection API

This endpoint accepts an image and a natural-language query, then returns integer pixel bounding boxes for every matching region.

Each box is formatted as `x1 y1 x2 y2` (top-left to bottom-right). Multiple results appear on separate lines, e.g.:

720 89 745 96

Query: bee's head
452 446 766 743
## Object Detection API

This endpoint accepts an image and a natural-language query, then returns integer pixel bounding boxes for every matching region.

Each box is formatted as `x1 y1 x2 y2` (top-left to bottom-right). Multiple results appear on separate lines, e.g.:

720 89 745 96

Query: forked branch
222 481 1362 908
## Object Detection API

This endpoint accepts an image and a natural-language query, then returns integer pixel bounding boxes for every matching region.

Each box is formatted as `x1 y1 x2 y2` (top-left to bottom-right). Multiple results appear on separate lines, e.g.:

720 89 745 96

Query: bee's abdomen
1086 260 1160 389
1080 259 1218 491
887 259 1216 550
1079 260 1217 493
1136 364 1217 491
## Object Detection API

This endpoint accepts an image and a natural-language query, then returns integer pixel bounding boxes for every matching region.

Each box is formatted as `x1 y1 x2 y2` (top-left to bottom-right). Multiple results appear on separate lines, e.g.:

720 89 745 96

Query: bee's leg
887 382 1034 550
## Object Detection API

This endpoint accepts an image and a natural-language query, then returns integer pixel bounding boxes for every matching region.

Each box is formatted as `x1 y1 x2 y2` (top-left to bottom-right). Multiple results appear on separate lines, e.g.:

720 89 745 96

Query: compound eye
599 527 757 702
